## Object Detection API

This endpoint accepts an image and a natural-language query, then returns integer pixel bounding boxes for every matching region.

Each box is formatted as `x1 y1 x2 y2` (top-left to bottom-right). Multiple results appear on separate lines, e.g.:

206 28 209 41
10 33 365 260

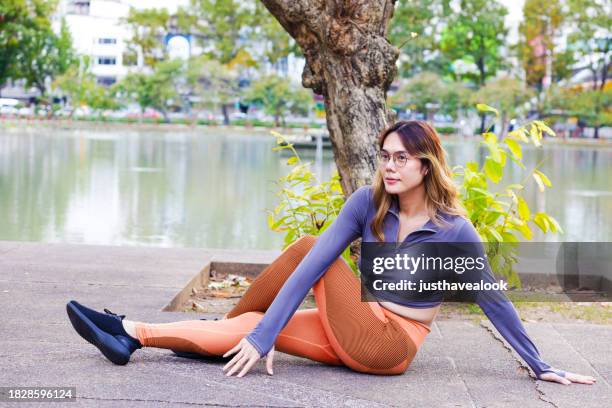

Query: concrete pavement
1 241 610 407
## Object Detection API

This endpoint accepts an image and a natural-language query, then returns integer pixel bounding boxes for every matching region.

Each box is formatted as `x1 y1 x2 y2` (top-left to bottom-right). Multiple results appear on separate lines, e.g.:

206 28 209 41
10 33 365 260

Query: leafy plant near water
267 108 563 283
453 103 563 287
266 131 358 273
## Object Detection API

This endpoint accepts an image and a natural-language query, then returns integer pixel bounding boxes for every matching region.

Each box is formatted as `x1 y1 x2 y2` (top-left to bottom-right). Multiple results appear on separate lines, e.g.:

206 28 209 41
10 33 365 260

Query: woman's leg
229 235 429 374
134 309 342 366
224 236 315 318
310 239 427 375
136 235 428 374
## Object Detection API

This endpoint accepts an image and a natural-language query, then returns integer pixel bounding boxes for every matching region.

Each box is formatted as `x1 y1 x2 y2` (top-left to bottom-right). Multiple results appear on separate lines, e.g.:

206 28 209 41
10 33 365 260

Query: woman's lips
385 178 399 184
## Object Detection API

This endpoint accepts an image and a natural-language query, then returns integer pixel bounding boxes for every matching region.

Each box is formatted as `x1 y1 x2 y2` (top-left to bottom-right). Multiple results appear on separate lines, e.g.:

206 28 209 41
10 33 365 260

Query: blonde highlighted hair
370 120 467 242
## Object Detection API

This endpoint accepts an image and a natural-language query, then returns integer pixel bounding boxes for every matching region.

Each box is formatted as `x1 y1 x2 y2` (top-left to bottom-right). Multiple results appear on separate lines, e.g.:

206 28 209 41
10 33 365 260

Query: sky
500 0 526 44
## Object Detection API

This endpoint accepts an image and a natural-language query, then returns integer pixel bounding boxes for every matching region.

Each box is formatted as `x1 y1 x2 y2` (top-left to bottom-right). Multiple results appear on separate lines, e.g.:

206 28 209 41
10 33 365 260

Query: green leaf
482 132 503 164
508 219 532 240
505 138 522 159
286 156 298 165
532 172 546 192
470 187 494 198
533 212 550 233
500 231 519 242
517 197 530 221
529 123 542 147
486 226 503 242
476 103 499 116
484 157 503 183
508 129 529 143
546 215 563 234
534 170 551 187
534 120 555 137
483 210 505 225
506 184 524 190
466 162 479 172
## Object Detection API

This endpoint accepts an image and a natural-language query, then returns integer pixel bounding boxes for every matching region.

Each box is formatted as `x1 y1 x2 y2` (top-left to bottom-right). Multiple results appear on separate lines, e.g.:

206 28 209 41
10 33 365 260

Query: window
97 57 116 65
96 76 116 87
67 1 90 15
98 38 117 45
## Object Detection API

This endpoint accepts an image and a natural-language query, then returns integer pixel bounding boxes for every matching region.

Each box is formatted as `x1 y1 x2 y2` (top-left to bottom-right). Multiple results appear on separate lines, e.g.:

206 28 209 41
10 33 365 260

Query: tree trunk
221 103 230 125
260 0 399 195
500 111 509 140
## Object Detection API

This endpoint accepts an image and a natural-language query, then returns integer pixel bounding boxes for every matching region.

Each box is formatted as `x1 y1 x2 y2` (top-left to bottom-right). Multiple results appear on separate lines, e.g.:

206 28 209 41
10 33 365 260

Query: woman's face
380 132 428 194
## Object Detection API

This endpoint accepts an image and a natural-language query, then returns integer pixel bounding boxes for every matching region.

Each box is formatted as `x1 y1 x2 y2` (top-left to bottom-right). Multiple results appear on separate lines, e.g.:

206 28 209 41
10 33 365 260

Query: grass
439 301 612 325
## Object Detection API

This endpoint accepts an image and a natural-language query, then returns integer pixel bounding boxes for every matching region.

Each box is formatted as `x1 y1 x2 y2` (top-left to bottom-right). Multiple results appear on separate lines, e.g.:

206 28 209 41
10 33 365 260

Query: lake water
0 126 610 250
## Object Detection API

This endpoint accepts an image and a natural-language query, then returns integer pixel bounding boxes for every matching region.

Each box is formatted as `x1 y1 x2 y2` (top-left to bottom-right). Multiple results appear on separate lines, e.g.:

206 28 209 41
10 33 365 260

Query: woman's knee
285 234 317 257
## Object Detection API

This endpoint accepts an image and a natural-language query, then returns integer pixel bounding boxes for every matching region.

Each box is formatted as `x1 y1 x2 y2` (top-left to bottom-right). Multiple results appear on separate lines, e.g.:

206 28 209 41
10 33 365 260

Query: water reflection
0 127 609 249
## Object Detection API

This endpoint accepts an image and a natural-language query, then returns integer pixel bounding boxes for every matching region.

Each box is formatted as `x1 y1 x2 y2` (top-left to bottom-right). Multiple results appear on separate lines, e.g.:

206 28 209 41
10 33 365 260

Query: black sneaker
66 300 141 365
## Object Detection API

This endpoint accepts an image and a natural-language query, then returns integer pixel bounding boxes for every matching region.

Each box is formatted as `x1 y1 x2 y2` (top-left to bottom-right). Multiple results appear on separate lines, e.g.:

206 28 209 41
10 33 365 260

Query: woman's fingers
237 355 259 377
566 372 597 385
539 372 571 385
266 346 275 376
221 337 268 378
223 344 246 372
540 371 597 385
222 340 242 358
225 353 250 377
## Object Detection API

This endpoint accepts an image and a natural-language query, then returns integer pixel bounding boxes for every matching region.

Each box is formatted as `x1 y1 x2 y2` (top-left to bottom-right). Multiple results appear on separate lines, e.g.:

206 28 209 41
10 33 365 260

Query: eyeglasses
377 151 409 168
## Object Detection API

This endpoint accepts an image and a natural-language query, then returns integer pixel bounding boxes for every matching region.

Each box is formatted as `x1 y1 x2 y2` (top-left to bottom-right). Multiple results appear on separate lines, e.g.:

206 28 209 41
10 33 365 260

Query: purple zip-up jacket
245 185 564 378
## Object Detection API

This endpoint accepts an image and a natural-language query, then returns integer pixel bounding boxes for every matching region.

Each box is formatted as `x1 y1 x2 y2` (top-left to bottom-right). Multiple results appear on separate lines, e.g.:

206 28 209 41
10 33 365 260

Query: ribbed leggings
135 235 431 375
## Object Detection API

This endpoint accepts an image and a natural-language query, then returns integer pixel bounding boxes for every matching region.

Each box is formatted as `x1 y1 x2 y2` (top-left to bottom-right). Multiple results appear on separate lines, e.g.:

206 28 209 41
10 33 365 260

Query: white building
56 0 193 86
0 0 307 102
56 0 304 87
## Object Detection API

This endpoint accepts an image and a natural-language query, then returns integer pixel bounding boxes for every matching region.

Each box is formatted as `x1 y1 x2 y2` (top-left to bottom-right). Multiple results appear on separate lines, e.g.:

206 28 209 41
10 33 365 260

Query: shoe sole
66 302 130 365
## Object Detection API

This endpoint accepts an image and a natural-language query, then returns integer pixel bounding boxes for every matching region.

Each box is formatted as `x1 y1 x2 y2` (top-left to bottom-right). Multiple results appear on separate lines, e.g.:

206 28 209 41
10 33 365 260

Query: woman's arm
455 221 566 379
245 185 370 357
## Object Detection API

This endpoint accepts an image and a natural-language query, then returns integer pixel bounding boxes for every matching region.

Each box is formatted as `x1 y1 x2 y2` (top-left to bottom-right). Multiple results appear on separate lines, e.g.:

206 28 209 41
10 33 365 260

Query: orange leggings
135 235 431 375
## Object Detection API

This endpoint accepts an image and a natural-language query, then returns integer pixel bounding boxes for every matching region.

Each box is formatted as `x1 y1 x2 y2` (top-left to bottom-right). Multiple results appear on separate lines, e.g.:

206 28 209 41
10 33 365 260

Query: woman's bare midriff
378 301 441 328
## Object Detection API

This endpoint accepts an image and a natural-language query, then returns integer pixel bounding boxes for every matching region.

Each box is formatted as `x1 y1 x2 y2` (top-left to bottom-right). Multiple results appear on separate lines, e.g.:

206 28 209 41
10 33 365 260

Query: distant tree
390 72 471 120
439 0 509 132
439 0 508 87
1 1 74 97
518 0 566 91
566 0 610 138
244 74 312 127
182 0 256 65
116 60 184 122
53 56 117 115
473 77 534 138
122 8 170 68
252 1 299 67
388 0 451 78
567 0 610 92
16 17 76 98
187 56 240 124
0 0 33 95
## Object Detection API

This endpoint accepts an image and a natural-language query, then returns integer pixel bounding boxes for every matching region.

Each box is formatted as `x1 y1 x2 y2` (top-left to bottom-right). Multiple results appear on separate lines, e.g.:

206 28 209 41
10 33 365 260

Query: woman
66 121 596 385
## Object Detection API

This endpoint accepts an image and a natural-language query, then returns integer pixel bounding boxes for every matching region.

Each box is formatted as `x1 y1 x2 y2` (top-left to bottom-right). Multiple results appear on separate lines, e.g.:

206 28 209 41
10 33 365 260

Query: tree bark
221 103 230 125
260 0 399 195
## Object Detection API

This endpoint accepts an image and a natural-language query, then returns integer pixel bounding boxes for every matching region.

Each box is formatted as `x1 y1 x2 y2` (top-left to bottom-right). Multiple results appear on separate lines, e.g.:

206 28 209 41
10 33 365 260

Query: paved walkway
1 241 610 407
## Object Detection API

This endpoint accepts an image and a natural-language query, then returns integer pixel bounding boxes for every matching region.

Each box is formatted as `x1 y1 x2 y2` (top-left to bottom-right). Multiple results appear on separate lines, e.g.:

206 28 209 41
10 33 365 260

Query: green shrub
269 107 563 284
266 131 357 272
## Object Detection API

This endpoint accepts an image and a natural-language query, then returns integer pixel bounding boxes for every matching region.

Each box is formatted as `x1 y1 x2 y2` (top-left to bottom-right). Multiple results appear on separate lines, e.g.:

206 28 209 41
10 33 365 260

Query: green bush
268 105 563 284
266 130 357 273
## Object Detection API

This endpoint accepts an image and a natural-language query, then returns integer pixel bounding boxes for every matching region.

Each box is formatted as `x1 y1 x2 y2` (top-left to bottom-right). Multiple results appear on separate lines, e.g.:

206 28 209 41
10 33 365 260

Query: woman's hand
222 338 274 377
539 370 597 385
